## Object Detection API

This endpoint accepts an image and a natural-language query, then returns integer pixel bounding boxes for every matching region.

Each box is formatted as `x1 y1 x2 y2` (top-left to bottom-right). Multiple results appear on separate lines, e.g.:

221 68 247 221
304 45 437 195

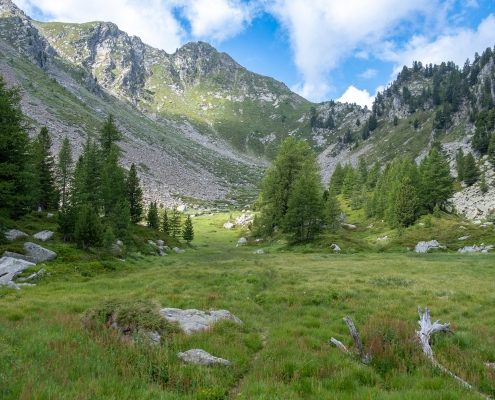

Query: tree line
0 75 193 251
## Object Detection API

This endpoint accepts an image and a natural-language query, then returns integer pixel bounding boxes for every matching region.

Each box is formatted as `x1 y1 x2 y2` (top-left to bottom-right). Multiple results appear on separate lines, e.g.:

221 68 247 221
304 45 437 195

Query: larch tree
57 136 73 211
126 163 143 224
182 215 194 243
32 126 58 211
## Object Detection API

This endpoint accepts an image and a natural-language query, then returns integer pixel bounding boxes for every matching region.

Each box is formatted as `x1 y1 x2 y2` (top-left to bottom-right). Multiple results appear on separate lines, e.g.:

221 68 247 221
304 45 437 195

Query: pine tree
325 193 341 234
368 114 378 131
420 148 453 211
57 136 73 211
182 215 194 243
101 145 126 217
282 161 324 242
99 114 122 159
463 153 479 186
147 202 160 230
0 76 36 218
58 205 76 242
74 204 103 251
394 177 420 227
111 200 130 238
161 209 170 235
480 172 489 193
103 225 116 254
32 127 58 211
71 139 102 211
126 163 143 224
169 209 182 238
456 148 464 182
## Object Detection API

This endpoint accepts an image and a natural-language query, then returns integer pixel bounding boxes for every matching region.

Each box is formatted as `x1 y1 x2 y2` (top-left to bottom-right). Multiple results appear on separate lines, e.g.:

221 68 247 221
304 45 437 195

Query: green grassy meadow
1 213 495 399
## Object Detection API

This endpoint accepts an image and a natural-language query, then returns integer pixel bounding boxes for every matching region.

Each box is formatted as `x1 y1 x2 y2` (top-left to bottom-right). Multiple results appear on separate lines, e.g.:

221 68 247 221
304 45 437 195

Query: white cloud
14 0 185 52
178 0 258 42
337 85 384 108
358 69 378 79
380 14 495 75
265 0 436 101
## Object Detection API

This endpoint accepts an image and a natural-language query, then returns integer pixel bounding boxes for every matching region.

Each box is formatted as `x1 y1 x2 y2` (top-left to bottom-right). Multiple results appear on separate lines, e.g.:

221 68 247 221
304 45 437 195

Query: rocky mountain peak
0 0 27 18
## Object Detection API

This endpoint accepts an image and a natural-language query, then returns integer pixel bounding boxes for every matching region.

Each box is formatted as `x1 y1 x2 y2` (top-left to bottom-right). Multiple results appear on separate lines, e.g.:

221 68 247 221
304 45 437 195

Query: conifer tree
126 163 143 224
342 167 355 200
32 126 58 211
101 145 126 217
394 177 420 227
103 225 116 254
480 172 489 193
71 139 102 211
366 161 381 188
463 152 479 186
147 201 160 230
161 209 170 235
0 76 36 218
57 136 73 211
329 163 345 194
58 205 76 242
420 148 453 211
169 209 182 237
111 200 130 238
282 161 324 242
325 193 341 234
182 215 194 243
99 114 122 159
74 203 103 251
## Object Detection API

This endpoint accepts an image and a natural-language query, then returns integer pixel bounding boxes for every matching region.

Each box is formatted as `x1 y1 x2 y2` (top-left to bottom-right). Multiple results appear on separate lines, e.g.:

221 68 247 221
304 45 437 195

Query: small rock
331 244 341 252
458 235 471 241
254 249 265 254
33 230 54 241
148 240 156 246
414 240 446 253
23 242 57 263
341 223 357 230
7 281 20 290
377 236 388 241
17 283 36 287
159 251 168 256
173 247 185 253
459 226 467 229
47 213 54 218
160 308 242 335
367 224 373 229
255 238 264 243
5 229 28 241
116 240 124 246
223 222 235 229
238 237 247 244
178 349 230 366
157 240 164 246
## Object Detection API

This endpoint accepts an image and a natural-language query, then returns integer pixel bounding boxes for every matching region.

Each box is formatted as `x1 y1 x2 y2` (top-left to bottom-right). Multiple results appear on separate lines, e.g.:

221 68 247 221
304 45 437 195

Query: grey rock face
2 251 38 264
5 229 28 241
23 242 57 263
33 230 54 241
178 349 230 366
160 308 242 335
414 240 446 253
0 256 36 285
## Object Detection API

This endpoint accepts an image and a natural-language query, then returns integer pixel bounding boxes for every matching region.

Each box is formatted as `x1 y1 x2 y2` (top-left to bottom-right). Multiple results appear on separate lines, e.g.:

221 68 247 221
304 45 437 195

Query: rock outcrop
0 256 36 286
414 240 446 253
33 230 54 241
458 244 494 253
178 349 230 366
160 308 242 335
23 242 57 263
5 229 28 241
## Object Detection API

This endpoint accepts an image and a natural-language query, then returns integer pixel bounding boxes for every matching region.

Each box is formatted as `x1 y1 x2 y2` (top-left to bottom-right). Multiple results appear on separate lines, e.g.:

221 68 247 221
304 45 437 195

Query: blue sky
13 0 495 107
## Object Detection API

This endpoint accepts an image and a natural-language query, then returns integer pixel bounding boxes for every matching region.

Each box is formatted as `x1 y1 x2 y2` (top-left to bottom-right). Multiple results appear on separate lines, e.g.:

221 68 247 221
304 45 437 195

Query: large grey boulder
5 229 28 241
2 251 38 264
414 240 446 253
458 244 494 253
160 308 242 335
238 237 248 244
23 242 57 263
177 205 187 213
0 257 36 285
33 230 54 241
331 244 341 252
178 349 230 366
223 222 235 229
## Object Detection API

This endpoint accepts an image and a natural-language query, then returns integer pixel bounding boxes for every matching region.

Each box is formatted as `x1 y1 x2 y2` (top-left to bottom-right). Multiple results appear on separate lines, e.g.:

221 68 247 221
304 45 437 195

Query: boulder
223 222 235 229
458 235 471 241
235 213 254 227
0 257 36 285
2 251 38 264
331 244 341 252
148 240 157 246
160 308 242 335
177 205 187 212
173 247 185 253
5 229 28 241
377 236 388 241
7 281 20 290
116 240 124 246
253 249 265 254
23 242 57 263
47 213 54 218
178 349 230 366
157 239 164 246
342 223 357 230
414 240 446 253
458 244 494 253
238 237 248 244
33 230 54 241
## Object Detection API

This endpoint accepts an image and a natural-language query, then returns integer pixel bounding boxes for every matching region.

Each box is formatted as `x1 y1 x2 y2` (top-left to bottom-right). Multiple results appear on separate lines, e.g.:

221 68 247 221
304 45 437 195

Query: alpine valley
1 0 494 218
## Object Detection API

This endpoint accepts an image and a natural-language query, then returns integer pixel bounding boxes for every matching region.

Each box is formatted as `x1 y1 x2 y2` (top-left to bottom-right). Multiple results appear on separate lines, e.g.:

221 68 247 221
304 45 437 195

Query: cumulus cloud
380 14 495 75
358 69 378 79
178 0 258 42
337 85 384 108
265 0 436 101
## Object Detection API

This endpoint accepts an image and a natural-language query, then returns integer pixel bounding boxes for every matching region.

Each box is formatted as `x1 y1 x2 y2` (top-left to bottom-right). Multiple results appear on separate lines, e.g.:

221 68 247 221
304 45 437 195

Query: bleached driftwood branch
416 307 489 398
330 316 371 365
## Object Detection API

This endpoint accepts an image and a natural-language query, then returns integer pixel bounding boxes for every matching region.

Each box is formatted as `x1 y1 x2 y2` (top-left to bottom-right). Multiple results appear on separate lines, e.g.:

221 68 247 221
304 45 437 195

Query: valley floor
1 214 495 399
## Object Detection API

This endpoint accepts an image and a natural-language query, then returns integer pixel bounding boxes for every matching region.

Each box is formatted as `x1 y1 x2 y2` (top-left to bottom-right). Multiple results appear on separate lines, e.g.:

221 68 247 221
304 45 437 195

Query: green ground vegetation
1 211 495 399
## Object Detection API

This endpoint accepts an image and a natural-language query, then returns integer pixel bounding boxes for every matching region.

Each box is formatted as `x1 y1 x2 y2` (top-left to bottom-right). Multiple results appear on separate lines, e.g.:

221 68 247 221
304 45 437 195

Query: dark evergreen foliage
182 215 194 243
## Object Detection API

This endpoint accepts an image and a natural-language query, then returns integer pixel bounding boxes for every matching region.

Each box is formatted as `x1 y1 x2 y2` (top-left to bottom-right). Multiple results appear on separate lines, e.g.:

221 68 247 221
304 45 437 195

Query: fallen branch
330 315 371 365
416 307 489 398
